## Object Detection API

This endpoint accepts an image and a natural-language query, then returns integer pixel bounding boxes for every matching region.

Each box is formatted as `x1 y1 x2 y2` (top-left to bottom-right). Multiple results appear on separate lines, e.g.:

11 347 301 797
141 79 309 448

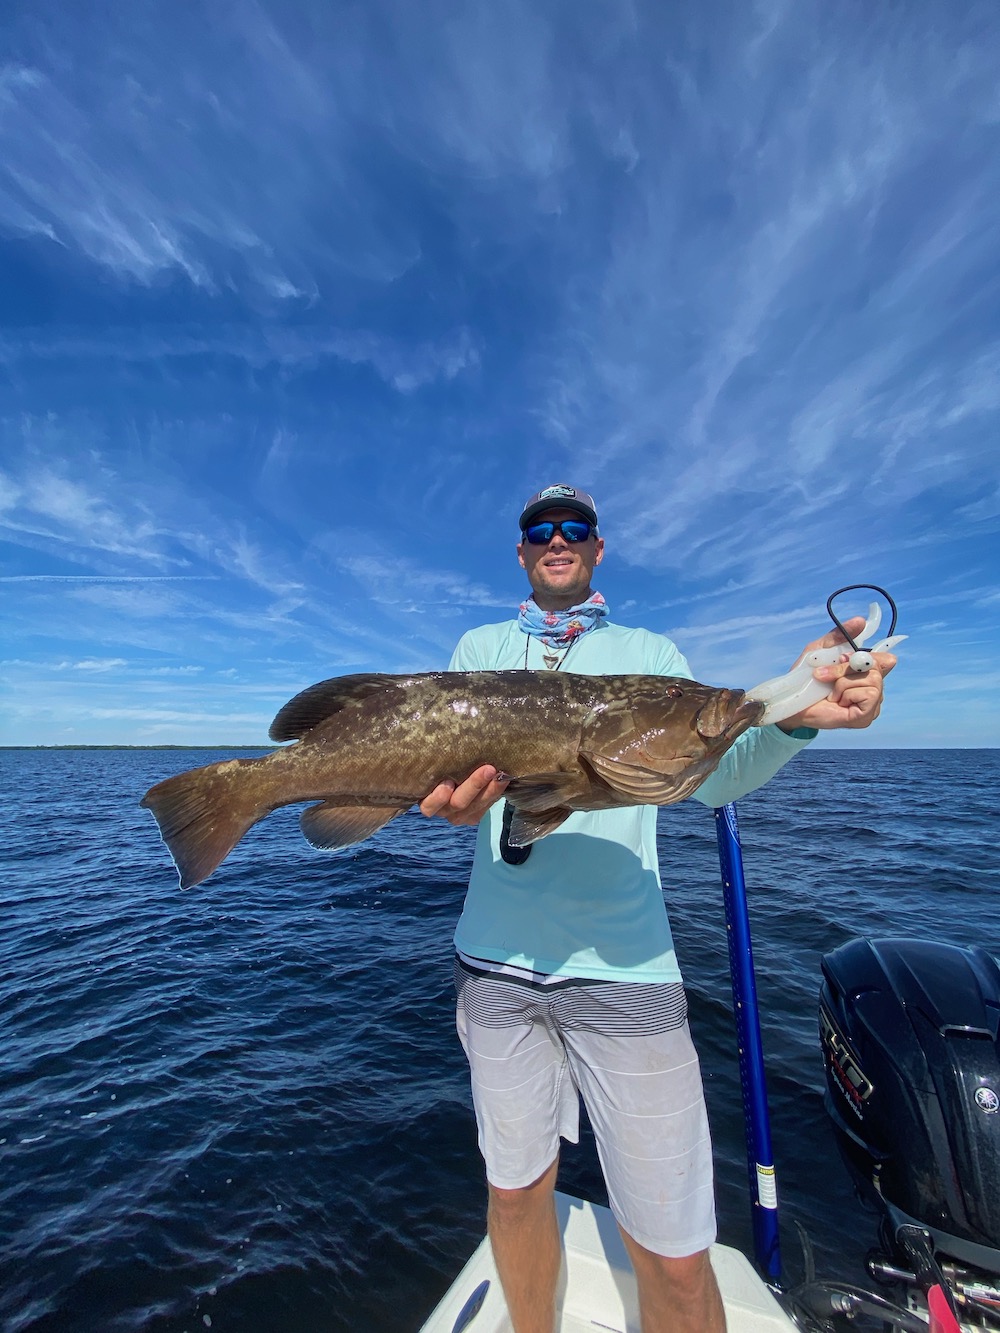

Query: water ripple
1 747 997 1330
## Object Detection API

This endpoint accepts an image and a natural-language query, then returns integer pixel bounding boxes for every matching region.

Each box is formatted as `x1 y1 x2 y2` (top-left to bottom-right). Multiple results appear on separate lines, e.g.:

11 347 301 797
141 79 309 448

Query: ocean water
1 746 997 1332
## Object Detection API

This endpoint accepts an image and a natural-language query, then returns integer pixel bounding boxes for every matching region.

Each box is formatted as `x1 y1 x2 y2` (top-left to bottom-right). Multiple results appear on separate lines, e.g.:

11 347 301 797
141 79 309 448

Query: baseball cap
519 484 599 531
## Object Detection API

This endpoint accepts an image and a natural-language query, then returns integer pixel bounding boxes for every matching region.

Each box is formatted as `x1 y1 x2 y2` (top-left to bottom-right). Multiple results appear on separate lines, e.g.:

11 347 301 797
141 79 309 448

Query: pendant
543 652 560 669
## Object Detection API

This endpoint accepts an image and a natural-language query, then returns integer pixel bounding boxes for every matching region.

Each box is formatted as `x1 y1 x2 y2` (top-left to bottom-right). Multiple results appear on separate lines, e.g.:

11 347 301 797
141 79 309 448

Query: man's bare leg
619 1229 727 1333
487 1158 561 1333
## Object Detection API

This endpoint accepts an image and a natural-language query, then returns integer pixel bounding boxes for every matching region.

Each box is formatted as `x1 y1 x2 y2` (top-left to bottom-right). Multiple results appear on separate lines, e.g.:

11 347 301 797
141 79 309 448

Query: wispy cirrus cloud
524 3 1000 593
665 604 828 648
86 706 266 724
60 657 128 672
0 0 580 295
0 447 304 601
333 549 510 612
1 0 996 745
0 574 219 582
1 15 382 290
0 325 481 395
0 465 174 566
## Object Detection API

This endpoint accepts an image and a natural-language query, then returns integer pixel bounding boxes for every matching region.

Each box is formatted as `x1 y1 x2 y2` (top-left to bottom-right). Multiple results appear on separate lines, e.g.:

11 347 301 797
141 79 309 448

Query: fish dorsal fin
579 751 689 805
503 772 584 813
269 674 405 742
299 801 405 849
505 805 572 847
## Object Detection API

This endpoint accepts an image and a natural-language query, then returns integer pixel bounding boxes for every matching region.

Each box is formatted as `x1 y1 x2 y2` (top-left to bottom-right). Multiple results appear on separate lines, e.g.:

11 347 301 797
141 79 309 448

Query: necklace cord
523 634 578 671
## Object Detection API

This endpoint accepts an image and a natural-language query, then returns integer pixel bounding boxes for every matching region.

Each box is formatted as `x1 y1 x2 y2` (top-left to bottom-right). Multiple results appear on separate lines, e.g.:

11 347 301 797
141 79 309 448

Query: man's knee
487 1160 559 1222
652 1248 714 1298
622 1233 719 1304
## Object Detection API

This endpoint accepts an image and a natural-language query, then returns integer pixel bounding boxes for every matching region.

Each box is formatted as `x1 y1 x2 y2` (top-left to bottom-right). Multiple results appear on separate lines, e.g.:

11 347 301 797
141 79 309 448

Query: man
421 484 893 1333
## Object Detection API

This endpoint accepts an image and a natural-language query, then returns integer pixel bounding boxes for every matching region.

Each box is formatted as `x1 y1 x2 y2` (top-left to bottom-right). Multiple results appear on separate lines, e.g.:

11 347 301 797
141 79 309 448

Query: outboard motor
819 938 1000 1328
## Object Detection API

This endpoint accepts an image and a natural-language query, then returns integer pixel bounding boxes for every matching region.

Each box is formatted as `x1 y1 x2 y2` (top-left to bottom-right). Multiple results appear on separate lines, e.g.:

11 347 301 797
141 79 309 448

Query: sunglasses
523 519 595 545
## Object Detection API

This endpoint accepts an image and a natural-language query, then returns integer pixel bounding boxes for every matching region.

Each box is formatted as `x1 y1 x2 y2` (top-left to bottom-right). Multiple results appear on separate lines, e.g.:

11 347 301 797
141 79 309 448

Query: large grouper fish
140 670 765 889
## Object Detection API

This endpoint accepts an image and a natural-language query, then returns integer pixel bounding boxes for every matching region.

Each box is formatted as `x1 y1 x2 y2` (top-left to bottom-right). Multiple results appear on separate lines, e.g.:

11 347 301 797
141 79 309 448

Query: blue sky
1 0 997 749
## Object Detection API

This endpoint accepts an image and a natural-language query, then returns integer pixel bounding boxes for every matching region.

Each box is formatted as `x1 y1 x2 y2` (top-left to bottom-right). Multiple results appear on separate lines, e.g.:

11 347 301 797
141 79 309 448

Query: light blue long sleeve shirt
449 618 813 984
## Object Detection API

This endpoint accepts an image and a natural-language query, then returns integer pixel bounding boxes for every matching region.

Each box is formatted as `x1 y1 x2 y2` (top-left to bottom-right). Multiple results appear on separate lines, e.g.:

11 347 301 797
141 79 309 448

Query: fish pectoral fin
300 801 406 849
270 673 408 742
505 805 572 847
578 751 686 805
503 776 576 844
503 772 583 813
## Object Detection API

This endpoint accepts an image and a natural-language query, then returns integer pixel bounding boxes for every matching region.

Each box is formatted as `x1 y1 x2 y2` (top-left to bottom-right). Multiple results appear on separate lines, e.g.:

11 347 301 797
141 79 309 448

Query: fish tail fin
140 758 266 889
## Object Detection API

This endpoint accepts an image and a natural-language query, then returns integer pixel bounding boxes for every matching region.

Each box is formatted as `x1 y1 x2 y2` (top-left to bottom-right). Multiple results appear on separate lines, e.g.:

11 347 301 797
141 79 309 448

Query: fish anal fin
578 751 689 805
300 801 405 850
506 806 572 847
504 772 584 813
270 674 411 743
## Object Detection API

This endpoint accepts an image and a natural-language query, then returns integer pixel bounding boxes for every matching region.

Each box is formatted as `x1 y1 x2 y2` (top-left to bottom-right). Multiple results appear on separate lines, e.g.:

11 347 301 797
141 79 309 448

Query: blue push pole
714 802 782 1284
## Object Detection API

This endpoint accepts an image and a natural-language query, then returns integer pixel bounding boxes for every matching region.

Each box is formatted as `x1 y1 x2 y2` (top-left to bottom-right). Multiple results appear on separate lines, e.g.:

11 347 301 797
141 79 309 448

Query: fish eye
665 686 683 699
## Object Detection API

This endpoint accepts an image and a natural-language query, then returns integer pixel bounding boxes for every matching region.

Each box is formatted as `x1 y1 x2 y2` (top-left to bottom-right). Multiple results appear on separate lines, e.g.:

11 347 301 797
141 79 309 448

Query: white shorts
455 960 717 1258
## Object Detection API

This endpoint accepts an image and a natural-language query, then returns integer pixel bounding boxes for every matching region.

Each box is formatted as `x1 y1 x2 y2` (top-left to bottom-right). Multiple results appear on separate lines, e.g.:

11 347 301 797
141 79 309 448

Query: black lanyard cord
826 584 898 652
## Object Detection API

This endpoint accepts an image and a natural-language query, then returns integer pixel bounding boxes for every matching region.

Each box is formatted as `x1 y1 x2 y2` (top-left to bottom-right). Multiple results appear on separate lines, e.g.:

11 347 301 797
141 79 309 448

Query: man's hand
777 616 897 733
419 764 510 826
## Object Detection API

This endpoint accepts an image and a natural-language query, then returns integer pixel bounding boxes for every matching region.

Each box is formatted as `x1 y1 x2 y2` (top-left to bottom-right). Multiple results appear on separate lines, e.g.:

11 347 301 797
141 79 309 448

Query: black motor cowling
819 937 1000 1272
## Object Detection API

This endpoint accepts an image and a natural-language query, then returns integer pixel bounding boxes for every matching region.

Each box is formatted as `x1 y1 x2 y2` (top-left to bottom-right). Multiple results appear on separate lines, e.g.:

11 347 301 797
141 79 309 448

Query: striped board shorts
454 958 717 1258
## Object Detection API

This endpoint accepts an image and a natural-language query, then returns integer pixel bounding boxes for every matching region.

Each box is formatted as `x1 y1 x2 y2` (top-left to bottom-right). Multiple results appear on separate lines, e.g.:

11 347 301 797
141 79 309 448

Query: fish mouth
696 689 766 742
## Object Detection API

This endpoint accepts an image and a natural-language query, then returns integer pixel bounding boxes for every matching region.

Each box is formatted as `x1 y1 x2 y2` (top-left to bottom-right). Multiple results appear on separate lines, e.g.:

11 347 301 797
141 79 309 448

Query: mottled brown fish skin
140 670 764 889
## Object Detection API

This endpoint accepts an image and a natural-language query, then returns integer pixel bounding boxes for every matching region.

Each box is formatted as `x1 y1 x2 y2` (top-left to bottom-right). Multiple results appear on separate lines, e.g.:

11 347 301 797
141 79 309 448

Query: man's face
517 506 605 610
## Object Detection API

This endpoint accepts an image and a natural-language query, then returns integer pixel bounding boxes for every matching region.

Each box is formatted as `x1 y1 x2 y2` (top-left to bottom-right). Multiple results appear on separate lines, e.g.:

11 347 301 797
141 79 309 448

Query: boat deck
420 1192 796 1332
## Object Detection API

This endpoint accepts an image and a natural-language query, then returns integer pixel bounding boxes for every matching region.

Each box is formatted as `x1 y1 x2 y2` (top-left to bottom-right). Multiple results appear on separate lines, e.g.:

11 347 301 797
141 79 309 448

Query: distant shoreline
0 745 278 751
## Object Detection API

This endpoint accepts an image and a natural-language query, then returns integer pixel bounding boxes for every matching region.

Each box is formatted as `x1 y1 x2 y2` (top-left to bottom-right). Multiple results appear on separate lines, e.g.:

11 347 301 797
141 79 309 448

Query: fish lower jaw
697 704 766 739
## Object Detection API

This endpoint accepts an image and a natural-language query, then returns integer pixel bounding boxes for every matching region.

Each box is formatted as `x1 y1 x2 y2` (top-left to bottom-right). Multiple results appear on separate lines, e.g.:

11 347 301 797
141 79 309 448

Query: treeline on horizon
1 744 278 751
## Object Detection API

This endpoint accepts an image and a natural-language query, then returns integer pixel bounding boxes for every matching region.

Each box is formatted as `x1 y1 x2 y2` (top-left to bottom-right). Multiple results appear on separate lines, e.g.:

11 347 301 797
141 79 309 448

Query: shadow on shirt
474 829 676 973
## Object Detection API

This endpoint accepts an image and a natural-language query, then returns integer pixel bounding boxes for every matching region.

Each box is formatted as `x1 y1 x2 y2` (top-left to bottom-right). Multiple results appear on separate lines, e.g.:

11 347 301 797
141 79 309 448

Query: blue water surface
1 747 997 1331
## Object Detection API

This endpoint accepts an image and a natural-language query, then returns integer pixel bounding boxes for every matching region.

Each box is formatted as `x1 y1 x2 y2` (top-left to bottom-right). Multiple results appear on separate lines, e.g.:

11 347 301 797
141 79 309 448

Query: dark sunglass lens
562 521 591 542
525 522 555 545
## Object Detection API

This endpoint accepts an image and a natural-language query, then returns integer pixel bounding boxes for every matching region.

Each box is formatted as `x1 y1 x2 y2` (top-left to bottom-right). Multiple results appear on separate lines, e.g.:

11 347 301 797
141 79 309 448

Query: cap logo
538 485 577 501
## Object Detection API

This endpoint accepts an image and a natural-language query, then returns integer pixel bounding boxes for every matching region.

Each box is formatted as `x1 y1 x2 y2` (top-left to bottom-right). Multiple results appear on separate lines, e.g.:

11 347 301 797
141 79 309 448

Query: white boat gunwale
419 1190 797 1332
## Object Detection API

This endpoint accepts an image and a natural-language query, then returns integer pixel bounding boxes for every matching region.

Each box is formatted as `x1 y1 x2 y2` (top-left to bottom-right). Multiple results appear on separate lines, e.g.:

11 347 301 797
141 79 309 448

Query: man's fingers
792 615 863 665
814 652 895 685
419 779 457 818
419 765 510 823
873 651 897 678
450 768 511 822
803 612 897 659
833 683 882 719
810 615 867 653
780 644 894 731
819 657 888 726
449 765 504 812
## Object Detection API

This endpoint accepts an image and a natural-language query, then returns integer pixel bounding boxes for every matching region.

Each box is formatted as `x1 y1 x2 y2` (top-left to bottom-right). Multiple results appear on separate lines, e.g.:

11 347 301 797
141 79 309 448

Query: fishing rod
714 801 783 1285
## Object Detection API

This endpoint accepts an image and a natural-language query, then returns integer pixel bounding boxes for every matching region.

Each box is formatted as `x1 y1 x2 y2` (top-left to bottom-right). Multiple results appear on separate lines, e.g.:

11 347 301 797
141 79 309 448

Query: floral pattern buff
517 591 609 649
